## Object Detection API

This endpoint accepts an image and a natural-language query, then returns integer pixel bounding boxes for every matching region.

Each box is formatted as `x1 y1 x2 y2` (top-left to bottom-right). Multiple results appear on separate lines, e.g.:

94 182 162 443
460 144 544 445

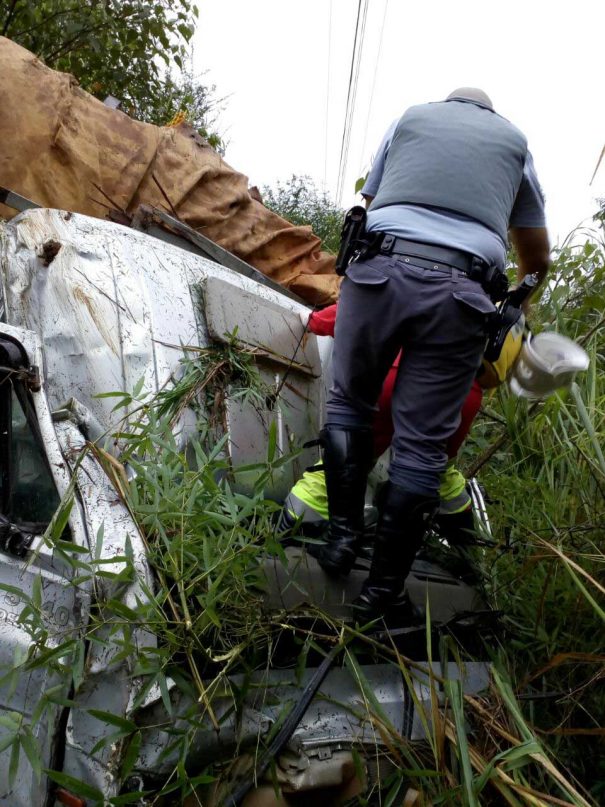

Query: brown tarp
0 37 340 305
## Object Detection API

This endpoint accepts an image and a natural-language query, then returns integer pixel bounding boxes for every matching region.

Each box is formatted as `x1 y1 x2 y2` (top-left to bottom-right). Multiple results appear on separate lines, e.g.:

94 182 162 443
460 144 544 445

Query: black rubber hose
222 640 345 806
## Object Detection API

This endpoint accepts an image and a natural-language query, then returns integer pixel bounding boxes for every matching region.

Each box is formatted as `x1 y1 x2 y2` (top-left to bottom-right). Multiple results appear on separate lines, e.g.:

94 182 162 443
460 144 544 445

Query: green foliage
103 303 604 802
262 175 345 254
108 342 288 662
460 215 605 800
355 172 369 194
0 342 294 801
96 344 292 799
0 0 223 145
4 227 605 802
1 1 192 98
139 69 225 151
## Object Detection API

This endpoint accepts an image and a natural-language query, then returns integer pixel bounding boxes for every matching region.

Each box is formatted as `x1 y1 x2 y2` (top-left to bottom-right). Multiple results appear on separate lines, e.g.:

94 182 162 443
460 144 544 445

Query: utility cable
338 0 368 203
323 0 333 187
222 639 346 806
336 0 369 205
359 0 389 177
336 0 362 203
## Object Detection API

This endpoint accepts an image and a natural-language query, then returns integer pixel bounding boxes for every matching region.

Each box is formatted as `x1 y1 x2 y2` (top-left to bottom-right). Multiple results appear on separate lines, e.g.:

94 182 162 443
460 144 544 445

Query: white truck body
0 209 489 805
1 208 329 497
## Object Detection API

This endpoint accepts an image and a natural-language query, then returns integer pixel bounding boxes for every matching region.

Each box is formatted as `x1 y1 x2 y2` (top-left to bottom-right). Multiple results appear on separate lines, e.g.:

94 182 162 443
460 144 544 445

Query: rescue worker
319 87 550 620
282 460 475 557
281 300 526 558
281 302 482 542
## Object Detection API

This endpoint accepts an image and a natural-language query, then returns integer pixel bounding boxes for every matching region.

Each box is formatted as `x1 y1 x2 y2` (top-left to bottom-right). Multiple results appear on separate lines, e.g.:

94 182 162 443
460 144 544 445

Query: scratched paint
0 212 491 805
0 209 329 493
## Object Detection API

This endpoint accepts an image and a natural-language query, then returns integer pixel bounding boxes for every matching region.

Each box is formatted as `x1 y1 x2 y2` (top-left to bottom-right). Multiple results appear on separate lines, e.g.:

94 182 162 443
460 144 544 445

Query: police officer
319 87 550 620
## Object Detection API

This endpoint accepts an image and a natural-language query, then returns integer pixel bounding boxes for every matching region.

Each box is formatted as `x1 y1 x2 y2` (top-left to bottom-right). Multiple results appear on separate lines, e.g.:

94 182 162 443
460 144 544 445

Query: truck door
0 333 90 807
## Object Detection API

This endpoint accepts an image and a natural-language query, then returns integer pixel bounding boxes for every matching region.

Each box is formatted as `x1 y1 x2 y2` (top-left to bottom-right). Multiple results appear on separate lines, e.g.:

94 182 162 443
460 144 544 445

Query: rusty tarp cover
0 37 340 305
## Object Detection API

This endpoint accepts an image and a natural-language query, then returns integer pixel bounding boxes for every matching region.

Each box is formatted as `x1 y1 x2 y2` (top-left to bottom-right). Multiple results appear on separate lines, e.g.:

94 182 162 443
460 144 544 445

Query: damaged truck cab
0 208 490 805
0 207 333 803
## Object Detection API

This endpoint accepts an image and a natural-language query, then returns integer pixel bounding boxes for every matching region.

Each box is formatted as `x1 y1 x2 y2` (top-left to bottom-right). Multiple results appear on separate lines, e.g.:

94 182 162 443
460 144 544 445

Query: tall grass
106 280 603 804
460 213 605 801
3 222 605 804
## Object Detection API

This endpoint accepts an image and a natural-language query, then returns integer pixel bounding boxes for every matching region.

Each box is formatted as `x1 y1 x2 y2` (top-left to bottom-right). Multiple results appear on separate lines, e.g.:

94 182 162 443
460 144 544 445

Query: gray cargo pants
326 253 496 495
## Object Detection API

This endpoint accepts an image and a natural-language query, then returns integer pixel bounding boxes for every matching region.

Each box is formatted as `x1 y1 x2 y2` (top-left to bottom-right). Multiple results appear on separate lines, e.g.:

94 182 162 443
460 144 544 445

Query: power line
323 0 333 187
359 0 389 177
337 0 368 203
336 0 369 205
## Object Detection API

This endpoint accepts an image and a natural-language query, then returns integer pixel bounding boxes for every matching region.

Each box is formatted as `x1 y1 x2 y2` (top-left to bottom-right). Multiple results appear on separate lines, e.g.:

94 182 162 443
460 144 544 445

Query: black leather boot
354 482 438 621
436 506 476 546
318 427 374 576
435 507 480 583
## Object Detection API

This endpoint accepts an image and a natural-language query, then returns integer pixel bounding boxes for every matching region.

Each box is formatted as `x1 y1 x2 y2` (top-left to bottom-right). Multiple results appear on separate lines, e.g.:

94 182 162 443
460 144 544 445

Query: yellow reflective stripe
286 492 326 523
290 461 470 520
438 489 472 514
289 464 329 521
438 462 470 514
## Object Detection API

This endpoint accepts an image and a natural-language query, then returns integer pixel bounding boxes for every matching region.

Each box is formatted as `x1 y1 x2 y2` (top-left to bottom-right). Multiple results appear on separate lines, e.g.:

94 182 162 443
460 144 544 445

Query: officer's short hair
446 87 493 109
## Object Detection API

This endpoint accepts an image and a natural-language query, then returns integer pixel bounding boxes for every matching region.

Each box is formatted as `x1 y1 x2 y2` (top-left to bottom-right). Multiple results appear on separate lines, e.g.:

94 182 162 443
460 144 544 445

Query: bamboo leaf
20 726 41 780
445 678 478 807
45 769 105 801
87 709 137 733
8 736 20 788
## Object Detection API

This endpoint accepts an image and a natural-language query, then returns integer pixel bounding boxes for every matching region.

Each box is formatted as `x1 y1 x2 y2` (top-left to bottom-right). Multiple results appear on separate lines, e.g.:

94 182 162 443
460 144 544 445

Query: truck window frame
0 371 61 530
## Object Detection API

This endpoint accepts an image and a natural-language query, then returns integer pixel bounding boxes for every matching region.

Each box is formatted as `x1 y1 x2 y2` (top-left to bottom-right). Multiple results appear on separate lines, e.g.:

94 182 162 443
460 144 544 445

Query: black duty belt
379 234 485 275
375 233 509 300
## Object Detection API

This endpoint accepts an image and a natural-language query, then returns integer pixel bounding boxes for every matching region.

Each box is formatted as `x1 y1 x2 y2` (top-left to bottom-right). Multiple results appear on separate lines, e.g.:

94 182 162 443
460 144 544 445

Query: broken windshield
0 380 60 528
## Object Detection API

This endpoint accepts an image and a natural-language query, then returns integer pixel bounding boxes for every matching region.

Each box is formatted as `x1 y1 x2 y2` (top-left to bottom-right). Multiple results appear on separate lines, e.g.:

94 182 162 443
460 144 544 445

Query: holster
335 206 368 275
471 262 509 303
484 303 522 362
484 273 538 359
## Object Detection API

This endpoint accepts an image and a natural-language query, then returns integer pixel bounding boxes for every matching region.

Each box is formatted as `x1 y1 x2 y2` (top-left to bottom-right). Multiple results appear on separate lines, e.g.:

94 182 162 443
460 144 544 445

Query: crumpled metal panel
0 326 92 807
262 546 368 620
203 275 321 376
0 324 158 803
225 365 321 500
133 664 405 780
54 417 157 798
133 684 243 777
261 547 487 623
244 665 406 748
404 661 490 741
0 210 333 799
0 550 89 807
405 559 487 622
135 658 490 788
0 209 317 438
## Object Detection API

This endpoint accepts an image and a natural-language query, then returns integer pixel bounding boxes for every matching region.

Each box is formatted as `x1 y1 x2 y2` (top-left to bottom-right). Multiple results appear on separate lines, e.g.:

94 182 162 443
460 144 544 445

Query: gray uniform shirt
362 119 546 271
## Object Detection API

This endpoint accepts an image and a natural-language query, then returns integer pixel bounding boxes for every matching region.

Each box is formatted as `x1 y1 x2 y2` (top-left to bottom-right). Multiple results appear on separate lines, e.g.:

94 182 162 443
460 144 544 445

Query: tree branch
2 0 21 37
42 20 122 65
11 5 83 40
40 6 157 67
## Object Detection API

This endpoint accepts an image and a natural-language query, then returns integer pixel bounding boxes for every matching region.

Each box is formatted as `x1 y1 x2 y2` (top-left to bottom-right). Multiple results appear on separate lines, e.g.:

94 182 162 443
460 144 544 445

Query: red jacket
308 304 482 459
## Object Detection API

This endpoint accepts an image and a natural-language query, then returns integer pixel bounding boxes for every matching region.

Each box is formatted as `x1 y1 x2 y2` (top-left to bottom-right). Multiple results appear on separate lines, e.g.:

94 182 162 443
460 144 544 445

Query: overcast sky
193 0 605 246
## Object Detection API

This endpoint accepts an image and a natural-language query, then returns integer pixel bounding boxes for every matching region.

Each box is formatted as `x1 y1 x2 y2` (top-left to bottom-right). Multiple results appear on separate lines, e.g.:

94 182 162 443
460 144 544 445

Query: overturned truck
0 35 493 807
0 206 493 806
